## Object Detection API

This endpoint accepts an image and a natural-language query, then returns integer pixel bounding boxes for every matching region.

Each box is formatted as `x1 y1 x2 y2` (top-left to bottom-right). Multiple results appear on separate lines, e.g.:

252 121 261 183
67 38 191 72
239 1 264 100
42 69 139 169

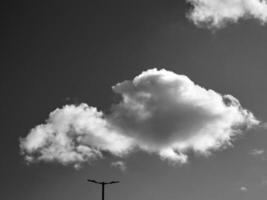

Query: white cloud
240 186 248 191
20 105 133 167
186 0 267 29
261 180 267 186
110 69 258 163
20 69 259 167
111 161 127 171
249 148 265 156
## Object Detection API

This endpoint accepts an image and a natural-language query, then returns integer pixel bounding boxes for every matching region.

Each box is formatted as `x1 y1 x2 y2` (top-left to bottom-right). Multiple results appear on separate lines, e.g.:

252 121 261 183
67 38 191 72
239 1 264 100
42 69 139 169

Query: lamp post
87 179 119 200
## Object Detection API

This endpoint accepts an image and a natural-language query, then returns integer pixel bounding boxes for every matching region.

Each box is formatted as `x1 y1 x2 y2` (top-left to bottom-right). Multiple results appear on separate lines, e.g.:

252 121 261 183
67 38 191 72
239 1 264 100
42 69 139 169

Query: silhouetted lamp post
87 179 119 200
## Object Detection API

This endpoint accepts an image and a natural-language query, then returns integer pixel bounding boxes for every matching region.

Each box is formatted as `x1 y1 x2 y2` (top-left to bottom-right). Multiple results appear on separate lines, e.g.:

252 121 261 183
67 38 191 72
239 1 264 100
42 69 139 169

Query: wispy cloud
240 186 248 192
261 180 267 186
186 0 267 29
111 161 127 171
20 69 259 168
249 148 265 156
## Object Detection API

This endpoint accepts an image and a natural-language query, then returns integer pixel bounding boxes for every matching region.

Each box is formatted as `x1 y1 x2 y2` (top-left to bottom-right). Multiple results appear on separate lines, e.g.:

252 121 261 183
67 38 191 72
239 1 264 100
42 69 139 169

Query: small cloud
186 0 267 29
249 148 265 156
240 186 248 192
259 122 267 129
111 161 126 171
262 180 267 185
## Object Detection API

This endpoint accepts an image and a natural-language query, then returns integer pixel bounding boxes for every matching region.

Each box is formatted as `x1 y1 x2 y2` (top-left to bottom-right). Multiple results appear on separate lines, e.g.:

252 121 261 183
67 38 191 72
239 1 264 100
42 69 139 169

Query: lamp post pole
87 179 119 200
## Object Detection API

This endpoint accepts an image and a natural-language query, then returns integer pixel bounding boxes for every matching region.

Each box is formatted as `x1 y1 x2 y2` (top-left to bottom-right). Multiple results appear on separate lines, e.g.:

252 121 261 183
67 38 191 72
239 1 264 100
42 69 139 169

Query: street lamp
87 179 120 200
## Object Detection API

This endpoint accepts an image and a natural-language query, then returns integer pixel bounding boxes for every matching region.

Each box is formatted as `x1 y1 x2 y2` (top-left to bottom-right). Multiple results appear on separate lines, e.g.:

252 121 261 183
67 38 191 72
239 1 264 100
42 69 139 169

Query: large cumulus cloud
20 105 133 168
186 0 267 29
20 69 259 167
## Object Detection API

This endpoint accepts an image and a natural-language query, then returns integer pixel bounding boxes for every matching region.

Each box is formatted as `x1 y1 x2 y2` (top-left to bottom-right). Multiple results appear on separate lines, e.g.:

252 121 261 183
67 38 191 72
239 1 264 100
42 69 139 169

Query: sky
2 0 267 200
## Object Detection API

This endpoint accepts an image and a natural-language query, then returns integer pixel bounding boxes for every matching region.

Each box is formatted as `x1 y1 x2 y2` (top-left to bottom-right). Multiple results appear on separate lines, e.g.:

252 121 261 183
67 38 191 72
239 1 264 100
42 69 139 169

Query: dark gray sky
2 0 267 200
